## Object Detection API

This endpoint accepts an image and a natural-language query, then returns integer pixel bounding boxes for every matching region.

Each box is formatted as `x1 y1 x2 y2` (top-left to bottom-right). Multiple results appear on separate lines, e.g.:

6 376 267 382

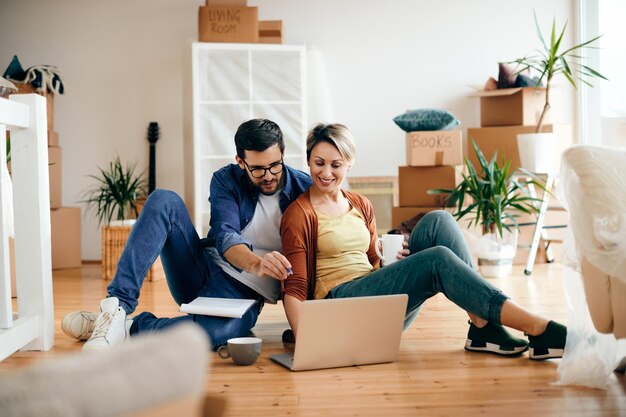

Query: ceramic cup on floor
217 337 262 366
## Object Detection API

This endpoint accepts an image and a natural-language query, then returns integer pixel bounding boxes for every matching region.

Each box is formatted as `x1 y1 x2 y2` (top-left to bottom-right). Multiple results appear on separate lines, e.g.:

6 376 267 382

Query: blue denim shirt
203 163 312 268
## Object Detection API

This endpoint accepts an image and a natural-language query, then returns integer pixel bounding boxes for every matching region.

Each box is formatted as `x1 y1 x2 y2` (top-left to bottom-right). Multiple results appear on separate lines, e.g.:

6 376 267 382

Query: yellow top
314 207 374 299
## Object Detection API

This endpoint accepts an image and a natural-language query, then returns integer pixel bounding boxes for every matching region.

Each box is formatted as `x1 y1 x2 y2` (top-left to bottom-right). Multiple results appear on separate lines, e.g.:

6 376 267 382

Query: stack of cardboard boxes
198 0 283 44
13 83 82 271
391 129 464 229
468 87 571 264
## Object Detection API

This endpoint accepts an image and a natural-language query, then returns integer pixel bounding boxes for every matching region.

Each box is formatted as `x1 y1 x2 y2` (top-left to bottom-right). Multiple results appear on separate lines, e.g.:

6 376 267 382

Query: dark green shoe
528 321 567 360
465 321 529 356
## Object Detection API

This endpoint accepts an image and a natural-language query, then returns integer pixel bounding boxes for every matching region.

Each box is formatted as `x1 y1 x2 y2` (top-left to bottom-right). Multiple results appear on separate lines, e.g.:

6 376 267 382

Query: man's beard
247 175 281 196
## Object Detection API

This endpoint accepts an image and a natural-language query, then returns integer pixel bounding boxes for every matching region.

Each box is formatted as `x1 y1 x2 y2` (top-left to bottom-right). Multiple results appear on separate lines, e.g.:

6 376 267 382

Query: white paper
179 297 256 318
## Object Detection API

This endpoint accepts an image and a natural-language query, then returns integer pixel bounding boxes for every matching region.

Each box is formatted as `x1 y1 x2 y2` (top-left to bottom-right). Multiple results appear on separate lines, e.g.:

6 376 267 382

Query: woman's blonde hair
306 123 356 162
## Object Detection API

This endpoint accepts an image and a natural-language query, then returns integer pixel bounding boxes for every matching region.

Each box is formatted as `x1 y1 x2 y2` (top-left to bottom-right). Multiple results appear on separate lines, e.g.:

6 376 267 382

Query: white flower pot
478 257 513 278
517 132 559 174
475 230 518 278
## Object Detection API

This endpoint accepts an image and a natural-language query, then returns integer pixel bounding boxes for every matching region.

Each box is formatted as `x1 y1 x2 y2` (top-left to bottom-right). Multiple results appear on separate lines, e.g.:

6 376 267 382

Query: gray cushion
393 109 460 132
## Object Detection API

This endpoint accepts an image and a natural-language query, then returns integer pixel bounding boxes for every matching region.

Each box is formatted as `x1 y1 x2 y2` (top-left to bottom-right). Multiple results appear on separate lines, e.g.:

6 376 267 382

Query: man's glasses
243 159 284 178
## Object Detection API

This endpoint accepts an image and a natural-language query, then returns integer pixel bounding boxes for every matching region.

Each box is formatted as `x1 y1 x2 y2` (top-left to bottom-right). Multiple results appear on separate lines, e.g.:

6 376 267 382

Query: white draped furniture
0 94 54 361
557 145 626 388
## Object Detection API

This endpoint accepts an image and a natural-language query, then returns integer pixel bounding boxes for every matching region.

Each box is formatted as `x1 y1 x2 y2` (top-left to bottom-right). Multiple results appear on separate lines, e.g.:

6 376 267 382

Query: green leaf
81 156 147 227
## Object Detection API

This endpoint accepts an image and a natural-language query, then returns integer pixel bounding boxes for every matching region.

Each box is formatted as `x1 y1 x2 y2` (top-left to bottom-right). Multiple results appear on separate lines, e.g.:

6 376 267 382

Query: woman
280 124 566 360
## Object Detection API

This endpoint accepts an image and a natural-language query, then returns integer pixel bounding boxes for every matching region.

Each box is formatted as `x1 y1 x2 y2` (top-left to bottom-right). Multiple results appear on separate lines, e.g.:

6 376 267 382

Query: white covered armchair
557 145 626 388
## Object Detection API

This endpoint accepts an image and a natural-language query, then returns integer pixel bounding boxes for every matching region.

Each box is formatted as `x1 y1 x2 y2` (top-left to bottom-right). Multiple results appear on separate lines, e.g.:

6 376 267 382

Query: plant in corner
83 156 148 280
82 156 147 226
510 11 607 173
429 141 546 277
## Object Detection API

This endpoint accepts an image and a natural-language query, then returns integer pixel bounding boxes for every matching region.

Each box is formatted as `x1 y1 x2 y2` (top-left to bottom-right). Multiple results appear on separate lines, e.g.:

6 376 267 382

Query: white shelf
187 43 308 237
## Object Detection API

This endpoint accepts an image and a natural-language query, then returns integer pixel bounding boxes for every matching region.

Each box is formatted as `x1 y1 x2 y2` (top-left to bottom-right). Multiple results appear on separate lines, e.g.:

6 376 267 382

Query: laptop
270 294 408 371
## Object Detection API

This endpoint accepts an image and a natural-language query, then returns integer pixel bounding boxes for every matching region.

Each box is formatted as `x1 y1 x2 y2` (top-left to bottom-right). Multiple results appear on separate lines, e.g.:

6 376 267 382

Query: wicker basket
101 225 165 281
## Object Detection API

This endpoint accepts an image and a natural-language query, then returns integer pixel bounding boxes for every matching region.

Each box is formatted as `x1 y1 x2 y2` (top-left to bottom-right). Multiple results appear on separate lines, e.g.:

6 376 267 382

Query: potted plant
83 156 147 226
511 12 607 173
429 141 545 277
82 157 163 281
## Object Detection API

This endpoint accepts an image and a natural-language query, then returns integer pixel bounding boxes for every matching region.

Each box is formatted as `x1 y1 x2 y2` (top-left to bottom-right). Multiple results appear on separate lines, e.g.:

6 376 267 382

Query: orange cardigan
280 189 380 301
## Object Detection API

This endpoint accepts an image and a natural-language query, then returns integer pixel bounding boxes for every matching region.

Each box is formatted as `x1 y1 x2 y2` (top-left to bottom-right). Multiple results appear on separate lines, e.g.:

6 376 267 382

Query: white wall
0 0 575 260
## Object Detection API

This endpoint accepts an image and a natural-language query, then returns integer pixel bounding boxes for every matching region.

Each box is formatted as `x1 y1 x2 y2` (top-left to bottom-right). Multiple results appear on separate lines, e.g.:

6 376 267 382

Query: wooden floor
2 263 625 416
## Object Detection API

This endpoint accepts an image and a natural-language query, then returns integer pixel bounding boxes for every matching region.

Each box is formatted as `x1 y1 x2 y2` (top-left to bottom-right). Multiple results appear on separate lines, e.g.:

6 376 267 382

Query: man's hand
224 245 292 280
254 251 292 281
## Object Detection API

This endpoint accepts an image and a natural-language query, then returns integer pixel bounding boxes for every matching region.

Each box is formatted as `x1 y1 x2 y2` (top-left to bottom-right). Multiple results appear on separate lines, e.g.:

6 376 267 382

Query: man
62 119 312 350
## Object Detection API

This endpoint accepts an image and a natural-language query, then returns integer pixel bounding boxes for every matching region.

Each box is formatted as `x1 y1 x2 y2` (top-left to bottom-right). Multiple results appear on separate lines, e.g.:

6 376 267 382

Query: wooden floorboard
1 263 625 416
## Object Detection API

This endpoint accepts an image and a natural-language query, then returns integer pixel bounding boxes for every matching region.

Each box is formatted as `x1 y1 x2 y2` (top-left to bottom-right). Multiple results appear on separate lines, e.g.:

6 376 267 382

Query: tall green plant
511 11 607 133
429 141 545 237
83 156 147 226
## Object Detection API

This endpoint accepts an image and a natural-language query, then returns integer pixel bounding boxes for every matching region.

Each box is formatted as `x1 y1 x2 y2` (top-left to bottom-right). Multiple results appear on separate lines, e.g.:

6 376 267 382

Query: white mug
375 234 405 265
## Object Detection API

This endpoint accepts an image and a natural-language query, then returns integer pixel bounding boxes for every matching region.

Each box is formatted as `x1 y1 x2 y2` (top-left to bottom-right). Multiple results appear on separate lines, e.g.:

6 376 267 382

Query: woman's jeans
106 190 264 350
328 210 509 329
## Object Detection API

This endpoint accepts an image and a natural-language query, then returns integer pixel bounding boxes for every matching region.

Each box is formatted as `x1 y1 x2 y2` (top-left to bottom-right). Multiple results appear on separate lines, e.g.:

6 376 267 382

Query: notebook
179 297 256 318
270 294 408 371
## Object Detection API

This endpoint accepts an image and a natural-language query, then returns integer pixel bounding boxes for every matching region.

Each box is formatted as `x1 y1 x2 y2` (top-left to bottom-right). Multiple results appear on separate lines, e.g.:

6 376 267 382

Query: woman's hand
396 240 410 261
377 239 410 266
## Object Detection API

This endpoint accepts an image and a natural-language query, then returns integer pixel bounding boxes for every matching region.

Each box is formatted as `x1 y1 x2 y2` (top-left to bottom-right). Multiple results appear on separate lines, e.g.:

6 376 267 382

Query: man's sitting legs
63 190 212 351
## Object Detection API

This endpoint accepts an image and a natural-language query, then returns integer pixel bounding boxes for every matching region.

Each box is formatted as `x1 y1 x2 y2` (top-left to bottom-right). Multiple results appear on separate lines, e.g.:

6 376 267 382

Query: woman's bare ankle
470 317 488 329
526 319 549 336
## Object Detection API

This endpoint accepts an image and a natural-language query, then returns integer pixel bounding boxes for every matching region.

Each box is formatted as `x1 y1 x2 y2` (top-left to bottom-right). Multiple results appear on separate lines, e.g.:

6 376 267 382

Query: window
579 0 626 147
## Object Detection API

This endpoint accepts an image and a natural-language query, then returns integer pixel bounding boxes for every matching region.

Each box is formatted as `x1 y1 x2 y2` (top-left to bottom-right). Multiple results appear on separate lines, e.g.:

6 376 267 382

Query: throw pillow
497 63 518 89
515 74 543 87
393 109 460 132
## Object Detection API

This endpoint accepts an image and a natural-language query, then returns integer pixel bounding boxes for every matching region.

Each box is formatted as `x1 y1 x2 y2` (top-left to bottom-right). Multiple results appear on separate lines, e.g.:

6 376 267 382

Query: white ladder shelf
0 94 54 361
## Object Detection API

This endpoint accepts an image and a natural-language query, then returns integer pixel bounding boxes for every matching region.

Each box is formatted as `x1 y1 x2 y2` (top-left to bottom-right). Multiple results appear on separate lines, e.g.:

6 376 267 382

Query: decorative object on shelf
0 77 17 98
429 141 546 277
510 12 607 174
3 55 65 95
147 122 160 195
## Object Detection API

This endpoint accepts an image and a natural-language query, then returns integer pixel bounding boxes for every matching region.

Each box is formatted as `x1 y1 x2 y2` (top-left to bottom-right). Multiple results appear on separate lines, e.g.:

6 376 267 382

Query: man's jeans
328 210 509 329
106 190 264 350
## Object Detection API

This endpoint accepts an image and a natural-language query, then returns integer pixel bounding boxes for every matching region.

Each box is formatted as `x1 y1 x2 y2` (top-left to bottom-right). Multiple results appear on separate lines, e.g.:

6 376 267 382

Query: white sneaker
82 297 128 352
62 311 98 341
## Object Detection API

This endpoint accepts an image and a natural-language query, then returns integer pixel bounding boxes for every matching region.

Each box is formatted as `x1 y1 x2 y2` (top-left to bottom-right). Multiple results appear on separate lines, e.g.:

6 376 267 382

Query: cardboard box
406 130 463 166
14 82 55 130
51 207 82 269
48 146 62 209
259 20 282 44
48 130 59 147
348 176 397 234
198 6 259 43
398 165 463 207
471 87 548 127
206 0 246 5
467 124 572 172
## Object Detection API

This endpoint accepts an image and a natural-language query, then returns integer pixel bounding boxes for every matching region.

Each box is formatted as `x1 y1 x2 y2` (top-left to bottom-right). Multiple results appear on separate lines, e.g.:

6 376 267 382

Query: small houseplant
511 12 607 172
429 141 545 277
83 157 162 281
83 156 147 226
